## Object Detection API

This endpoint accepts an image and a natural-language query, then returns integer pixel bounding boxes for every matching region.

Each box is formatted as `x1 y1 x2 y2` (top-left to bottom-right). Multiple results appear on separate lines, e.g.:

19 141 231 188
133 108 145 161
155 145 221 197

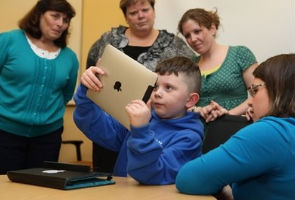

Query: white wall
154 0 295 63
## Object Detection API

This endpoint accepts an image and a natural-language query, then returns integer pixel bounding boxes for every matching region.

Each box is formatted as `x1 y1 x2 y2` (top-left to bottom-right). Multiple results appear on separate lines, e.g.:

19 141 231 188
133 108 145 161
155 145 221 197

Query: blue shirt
176 116 295 200
73 85 204 185
0 29 79 136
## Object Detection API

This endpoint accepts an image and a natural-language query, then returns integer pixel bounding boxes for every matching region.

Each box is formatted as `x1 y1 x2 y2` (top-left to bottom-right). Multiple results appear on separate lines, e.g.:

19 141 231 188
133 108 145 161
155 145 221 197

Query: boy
73 56 203 185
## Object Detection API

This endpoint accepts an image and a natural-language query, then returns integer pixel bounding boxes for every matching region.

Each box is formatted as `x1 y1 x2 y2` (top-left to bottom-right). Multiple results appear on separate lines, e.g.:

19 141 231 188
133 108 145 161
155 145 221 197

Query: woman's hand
125 99 152 127
245 106 254 121
190 101 228 122
214 185 234 200
81 66 105 91
205 101 228 122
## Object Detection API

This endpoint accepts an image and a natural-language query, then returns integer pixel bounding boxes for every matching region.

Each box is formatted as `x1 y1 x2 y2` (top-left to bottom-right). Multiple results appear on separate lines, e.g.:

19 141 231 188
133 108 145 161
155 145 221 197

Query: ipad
86 44 157 130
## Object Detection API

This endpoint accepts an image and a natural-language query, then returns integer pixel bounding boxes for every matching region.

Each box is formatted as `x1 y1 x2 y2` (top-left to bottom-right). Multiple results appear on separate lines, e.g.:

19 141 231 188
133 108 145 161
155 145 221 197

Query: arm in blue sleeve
73 85 128 151
0 32 10 71
176 120 287 194
62 51 79 104
127 126 202 185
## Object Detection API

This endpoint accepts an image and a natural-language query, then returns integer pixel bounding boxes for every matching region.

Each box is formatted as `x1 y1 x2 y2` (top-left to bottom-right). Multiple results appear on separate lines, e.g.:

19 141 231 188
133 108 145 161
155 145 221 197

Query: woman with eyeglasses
176 54 295 200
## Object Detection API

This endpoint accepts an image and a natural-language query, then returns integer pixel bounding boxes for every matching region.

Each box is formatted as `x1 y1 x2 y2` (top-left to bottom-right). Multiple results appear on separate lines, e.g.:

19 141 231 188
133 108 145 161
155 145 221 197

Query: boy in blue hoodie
73 56 203 185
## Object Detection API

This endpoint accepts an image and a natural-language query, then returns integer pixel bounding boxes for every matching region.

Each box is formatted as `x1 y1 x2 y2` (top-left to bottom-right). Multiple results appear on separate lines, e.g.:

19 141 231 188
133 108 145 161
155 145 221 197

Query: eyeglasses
247 83 266 97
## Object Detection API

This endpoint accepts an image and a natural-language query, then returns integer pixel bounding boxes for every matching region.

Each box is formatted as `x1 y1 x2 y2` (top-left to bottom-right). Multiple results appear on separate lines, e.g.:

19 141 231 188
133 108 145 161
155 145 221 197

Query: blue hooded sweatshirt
73 85 203 185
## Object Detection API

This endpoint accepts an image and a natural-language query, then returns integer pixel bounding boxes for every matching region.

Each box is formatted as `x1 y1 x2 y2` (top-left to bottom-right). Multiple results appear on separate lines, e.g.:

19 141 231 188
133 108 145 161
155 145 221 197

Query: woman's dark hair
18 0 75 48
253 53 295 117
178 8 220 35
120 0 155 16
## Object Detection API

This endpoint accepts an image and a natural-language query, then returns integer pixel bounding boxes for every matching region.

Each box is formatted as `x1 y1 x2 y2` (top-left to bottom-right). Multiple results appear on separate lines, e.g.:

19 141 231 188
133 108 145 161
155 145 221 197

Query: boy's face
151 73 191 119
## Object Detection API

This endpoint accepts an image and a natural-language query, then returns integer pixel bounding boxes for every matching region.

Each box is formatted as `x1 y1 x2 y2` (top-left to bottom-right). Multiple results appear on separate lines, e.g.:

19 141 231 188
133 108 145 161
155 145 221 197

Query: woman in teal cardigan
176 54 295 200
0 0 79 174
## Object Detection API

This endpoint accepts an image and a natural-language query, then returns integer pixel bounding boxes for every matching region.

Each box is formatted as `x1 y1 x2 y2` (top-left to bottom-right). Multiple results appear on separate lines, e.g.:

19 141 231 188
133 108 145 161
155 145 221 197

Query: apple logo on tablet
114 81 122 92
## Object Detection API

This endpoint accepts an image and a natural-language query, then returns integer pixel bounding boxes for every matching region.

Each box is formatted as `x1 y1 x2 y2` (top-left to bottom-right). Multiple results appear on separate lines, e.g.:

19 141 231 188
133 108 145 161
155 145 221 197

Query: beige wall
60 106 92 163
0 0 82 59
81 0 126 73
0 0 125 163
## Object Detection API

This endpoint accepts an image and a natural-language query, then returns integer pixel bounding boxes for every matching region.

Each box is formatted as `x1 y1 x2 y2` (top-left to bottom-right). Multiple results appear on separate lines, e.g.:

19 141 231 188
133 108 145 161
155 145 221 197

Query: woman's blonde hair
120 0 155 16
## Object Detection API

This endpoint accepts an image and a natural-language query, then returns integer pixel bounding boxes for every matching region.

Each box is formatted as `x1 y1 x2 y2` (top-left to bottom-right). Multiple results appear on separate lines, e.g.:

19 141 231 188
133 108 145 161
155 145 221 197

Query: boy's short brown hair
155 56 201 93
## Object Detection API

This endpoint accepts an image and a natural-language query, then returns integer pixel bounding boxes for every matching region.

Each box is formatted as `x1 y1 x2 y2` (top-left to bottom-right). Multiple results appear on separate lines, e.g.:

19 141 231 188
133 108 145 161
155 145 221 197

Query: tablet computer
86 44 157 129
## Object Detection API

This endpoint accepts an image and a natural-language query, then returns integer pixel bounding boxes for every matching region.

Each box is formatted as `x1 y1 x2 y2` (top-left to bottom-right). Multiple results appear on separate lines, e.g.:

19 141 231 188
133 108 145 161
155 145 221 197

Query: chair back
202 115 252 154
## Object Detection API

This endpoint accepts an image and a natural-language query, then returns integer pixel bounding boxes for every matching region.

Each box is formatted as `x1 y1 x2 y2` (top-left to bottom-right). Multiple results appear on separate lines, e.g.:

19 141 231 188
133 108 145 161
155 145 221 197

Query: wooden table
0 175 214 200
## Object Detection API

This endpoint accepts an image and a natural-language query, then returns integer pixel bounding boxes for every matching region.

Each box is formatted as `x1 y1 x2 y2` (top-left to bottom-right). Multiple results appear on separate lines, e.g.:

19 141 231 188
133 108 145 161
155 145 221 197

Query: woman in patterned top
85 0 194 73
81 0 195 173
178 8 258 122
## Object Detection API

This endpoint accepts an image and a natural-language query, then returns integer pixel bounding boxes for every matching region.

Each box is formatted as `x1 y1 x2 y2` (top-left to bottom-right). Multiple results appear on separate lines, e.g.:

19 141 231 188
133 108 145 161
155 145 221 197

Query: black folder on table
7 161 115 190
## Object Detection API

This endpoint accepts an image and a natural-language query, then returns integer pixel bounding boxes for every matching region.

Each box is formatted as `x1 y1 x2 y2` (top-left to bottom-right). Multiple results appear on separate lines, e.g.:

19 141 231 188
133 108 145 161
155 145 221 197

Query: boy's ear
186 92 199 108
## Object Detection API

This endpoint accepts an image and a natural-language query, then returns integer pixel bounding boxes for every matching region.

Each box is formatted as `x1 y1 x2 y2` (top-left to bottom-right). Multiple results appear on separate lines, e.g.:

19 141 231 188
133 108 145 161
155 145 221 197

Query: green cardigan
0 29 79 137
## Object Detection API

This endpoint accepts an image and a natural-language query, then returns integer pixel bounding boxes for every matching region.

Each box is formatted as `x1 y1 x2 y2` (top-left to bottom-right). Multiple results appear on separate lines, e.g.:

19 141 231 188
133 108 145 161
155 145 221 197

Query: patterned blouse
86 25 195 71
193 46 257 110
